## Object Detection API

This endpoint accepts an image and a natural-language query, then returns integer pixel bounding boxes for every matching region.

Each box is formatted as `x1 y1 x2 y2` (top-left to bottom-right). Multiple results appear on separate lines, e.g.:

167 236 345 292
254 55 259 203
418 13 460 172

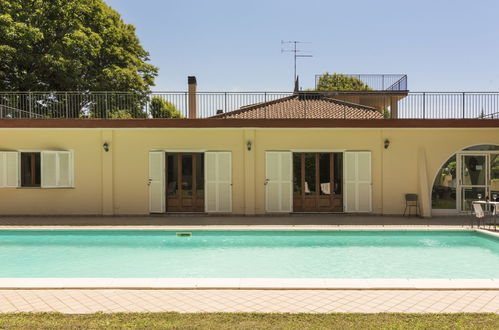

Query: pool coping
0 225 490 230
0 227 497 290
0 278 498 290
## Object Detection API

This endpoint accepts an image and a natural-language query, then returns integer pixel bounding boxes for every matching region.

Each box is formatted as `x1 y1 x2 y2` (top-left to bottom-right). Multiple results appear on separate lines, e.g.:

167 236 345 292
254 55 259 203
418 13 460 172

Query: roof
211 94 384 119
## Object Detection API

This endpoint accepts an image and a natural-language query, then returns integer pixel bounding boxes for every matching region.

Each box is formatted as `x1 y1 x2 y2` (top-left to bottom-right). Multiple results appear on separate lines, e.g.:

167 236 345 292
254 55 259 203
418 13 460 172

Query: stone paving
0 215 475 226
0 290 498 314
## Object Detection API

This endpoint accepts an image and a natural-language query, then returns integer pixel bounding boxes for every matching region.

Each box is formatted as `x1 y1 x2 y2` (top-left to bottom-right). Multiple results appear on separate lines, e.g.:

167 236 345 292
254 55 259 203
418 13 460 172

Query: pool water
0 230 498 278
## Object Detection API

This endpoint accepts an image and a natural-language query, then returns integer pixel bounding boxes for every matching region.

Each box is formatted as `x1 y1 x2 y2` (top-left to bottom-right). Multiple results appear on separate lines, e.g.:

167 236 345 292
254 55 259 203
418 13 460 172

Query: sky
105 0 499 92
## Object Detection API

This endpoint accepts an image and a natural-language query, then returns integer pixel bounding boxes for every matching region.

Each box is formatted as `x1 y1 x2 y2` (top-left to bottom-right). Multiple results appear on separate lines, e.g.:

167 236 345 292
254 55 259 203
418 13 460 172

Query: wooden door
166 153 204 212
292 152 343 212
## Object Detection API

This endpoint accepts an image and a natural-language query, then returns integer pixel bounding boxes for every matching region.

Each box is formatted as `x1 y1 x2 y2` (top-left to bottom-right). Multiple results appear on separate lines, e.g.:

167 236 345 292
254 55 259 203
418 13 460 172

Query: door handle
147 179 152 186
264 179 269 185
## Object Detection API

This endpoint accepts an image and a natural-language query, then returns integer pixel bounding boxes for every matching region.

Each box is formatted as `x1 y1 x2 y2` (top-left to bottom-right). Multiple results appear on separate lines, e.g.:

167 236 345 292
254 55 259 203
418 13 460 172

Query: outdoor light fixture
103 142 110 152
384 139 390 149
246 140 252 151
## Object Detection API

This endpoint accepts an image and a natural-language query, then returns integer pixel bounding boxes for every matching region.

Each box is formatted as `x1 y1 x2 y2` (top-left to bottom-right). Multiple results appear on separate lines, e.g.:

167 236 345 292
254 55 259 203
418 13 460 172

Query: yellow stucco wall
0 127 498 216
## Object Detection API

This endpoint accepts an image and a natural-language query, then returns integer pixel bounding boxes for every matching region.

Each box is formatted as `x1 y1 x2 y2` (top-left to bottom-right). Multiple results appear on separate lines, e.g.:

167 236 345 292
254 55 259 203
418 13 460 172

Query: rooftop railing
0 91 499 119
315 74 408 91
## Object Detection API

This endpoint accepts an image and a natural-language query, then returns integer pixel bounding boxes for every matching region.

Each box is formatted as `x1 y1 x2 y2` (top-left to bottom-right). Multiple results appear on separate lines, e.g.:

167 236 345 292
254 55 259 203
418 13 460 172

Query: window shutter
0 152 19 188
149 151 165 213
265 151 293 212
344 151 372 212
205 152 218 212
41 151 73 188
205 152 232 212
57 151 72 187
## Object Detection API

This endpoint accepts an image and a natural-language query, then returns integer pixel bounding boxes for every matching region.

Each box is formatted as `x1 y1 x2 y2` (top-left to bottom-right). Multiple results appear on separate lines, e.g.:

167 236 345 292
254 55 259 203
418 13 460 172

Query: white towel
320 183 331 195
473 203 484 218
304 181 310 194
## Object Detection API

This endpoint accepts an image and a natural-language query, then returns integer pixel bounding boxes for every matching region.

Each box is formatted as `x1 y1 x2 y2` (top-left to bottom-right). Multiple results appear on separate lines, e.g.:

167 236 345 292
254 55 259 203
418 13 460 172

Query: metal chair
471 202 485 228
483 204 498 230
469 200 481 228
403 194 420 217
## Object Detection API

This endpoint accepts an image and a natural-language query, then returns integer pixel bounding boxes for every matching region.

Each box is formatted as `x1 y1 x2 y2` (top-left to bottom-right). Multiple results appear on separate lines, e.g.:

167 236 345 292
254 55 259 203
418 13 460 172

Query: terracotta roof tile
211 95 383 119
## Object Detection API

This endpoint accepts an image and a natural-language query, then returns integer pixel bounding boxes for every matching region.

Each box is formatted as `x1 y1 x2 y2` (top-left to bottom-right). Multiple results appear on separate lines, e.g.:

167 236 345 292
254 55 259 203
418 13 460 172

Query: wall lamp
103 142 110 152
246 140 252 151
384 139 390 149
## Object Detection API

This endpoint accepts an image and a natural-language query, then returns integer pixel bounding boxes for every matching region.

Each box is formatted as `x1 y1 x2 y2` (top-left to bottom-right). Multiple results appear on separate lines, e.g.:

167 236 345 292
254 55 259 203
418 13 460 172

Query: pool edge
0 278 498 290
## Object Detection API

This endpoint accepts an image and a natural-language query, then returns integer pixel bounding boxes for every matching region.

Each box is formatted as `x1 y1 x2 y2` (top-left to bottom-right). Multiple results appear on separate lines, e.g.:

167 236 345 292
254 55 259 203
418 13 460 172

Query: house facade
0 119 498 217
0 76 498 217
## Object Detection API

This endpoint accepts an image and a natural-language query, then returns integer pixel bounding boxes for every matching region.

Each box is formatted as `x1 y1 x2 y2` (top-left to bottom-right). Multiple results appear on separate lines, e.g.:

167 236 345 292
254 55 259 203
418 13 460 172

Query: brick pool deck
0 289 498 314
0 215 497 314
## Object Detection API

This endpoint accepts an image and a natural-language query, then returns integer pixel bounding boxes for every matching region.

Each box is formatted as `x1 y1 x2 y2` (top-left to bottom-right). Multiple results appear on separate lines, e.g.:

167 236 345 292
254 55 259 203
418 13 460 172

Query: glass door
460 154 488 211
166 153 204 212
292 152 343 212
491 154 499 202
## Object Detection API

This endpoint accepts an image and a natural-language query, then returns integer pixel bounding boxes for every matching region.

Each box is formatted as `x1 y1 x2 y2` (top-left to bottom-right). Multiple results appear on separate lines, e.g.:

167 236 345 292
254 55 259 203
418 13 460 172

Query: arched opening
432 144 499 213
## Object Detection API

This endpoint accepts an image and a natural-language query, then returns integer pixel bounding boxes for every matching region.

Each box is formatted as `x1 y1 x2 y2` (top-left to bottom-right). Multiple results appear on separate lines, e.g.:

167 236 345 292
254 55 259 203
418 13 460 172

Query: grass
0 313 498 329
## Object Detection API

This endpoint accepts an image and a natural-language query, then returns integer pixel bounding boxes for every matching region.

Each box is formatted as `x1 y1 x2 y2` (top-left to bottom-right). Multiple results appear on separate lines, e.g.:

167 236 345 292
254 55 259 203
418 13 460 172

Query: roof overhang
1 118 498 128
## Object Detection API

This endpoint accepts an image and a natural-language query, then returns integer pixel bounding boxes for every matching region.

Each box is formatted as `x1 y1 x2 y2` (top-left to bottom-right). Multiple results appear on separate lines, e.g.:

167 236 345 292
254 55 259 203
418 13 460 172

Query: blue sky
106 0 499 91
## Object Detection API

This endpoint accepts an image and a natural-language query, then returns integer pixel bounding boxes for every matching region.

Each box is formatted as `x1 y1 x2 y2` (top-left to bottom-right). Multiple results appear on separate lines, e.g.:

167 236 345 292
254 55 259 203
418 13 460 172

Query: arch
431 144 499 213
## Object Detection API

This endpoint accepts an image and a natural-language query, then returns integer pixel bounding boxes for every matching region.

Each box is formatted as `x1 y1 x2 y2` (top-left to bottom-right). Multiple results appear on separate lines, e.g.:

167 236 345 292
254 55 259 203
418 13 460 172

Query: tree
150 96 183 118
316 73 372 91
0 0 158 92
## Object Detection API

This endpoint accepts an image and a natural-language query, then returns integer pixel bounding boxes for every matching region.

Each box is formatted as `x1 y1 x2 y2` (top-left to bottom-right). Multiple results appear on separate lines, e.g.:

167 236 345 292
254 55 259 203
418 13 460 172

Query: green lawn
0 313 498 329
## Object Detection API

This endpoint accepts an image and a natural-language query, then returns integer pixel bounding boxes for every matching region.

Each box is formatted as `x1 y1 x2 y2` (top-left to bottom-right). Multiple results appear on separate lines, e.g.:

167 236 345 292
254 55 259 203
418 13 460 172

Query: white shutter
149 151 165 213
205 152 232 212
344 151 372 212
0 152 19 188
41 151 74 188
265 151 293 212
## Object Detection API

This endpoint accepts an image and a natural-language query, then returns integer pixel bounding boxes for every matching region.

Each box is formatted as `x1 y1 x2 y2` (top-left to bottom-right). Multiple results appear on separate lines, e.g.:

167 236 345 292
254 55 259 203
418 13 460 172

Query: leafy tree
316 73 372 91
150 96 183 118
0 0 157 95
105 110 131 119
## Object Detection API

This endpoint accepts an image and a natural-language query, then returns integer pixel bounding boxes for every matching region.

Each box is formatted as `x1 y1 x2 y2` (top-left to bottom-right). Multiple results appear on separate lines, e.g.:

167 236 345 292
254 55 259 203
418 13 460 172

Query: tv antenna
281 40 313 85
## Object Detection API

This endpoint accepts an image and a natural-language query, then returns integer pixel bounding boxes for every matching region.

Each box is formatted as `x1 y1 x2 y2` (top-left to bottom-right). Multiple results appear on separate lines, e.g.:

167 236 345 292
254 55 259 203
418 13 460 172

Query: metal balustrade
315 74 408 91
1 91 499 119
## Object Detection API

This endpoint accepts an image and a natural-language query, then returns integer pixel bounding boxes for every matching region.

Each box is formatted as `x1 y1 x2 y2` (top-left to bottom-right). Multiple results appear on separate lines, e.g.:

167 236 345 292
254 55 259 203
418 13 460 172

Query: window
21 152 41 187
0 150 74 188
463 144 499 151
431 155 457 209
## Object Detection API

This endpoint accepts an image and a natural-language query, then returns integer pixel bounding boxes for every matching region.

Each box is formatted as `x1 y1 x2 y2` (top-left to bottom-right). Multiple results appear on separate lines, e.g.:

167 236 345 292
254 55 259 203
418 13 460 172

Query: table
472 200 499 231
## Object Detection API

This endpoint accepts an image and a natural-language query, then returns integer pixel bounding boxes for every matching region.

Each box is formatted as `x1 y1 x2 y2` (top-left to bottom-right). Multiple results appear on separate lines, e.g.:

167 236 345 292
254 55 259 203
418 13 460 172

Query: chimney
188 76 197 118
293 75 299 94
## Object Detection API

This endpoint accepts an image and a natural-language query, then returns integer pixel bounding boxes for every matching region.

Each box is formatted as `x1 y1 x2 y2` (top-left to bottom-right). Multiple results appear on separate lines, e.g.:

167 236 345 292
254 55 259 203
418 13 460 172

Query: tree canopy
0 0 158 92
316 73 372 91
150 97 183 118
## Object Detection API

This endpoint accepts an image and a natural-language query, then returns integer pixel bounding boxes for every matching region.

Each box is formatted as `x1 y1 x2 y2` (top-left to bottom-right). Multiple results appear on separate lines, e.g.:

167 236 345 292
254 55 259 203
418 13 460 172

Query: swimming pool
0 230 498 279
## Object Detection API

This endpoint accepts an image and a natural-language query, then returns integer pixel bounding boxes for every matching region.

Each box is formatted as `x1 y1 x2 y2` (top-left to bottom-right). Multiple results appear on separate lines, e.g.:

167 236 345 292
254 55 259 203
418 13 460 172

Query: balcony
0 90 498 119
314 74 408 91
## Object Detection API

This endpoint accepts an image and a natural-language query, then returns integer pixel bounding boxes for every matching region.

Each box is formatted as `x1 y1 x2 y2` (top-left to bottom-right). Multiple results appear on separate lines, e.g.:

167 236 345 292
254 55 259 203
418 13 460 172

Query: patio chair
403 194 420 217
482 204 498 230
472 203 485 228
